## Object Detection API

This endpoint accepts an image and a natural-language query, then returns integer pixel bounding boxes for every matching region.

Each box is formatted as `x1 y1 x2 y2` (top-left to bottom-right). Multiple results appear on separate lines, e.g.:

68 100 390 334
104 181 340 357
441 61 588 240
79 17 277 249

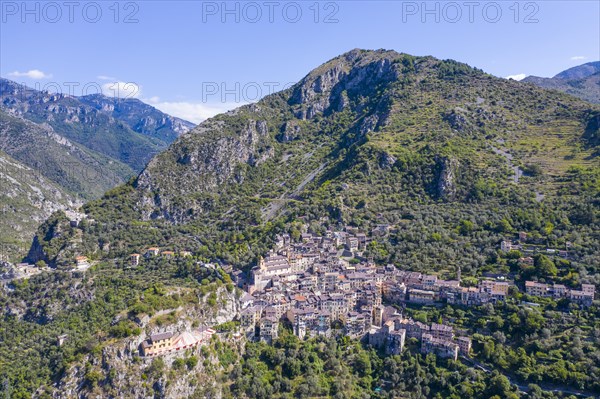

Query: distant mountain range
523 61 600 104
0 78 195 260
78 94 195 143
0 78 195 173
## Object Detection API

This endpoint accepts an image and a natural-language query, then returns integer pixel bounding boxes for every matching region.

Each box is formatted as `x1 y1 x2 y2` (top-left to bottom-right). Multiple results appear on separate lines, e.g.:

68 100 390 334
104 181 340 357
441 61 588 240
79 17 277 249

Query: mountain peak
289 49 401 118
553 61 600 80
131 50 597 225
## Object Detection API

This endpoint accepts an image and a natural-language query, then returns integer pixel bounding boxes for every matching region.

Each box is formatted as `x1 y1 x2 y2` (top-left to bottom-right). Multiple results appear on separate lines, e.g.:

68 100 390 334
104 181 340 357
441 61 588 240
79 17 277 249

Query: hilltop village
225 228 595 360
1 222 596 362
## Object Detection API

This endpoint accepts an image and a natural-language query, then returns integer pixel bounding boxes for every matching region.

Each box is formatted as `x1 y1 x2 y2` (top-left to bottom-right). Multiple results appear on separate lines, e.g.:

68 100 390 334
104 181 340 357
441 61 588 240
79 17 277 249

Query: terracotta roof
150 332 174 342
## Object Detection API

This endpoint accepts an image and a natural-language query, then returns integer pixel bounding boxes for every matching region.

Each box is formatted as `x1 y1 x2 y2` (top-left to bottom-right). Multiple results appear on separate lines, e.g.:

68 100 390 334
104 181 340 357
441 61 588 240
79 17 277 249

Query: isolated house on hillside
146 247 160 257
130 254 141 266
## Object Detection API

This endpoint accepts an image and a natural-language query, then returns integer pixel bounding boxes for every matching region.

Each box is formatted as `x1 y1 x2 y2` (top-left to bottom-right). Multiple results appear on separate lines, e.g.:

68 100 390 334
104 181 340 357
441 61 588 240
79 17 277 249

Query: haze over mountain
523 61 600 104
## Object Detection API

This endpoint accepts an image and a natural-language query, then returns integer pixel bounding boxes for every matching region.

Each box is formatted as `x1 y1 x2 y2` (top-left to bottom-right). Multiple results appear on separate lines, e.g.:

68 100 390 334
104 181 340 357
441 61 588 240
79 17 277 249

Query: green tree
534 254 558 277
458 220 475 235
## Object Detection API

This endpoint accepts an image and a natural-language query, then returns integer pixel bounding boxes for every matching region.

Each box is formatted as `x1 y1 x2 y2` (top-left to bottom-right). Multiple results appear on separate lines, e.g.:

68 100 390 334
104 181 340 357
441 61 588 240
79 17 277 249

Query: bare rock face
292 63 347 105
277 120 301 143
435 156 460 201
378 151 397 169
139 119 270 190
360 114 380 135
290 49 399 120
444 109 468 132
135 117 273 221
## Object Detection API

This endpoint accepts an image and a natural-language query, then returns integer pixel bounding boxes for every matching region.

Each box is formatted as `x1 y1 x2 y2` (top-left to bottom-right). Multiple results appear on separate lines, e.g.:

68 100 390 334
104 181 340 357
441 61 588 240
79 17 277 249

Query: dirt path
262 162 328 221
491 146 522 183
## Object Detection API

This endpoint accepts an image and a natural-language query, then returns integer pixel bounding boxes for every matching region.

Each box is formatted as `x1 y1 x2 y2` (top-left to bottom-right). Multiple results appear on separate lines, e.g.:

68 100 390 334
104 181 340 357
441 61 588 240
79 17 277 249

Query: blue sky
1 1 599 123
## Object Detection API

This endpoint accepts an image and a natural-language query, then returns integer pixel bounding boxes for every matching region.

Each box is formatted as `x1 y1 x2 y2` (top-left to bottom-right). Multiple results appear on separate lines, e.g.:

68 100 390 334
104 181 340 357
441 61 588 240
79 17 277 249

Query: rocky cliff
49 287 243 399
0 151 78 261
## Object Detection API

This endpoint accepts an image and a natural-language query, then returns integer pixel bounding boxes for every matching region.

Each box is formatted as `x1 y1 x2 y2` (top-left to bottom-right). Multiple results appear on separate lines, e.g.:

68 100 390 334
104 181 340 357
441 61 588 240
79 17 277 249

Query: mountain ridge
0 109 132 198
522 61 600 104
553 61 600 80
78 94 195 142
130 49 598 224
0 78 194 172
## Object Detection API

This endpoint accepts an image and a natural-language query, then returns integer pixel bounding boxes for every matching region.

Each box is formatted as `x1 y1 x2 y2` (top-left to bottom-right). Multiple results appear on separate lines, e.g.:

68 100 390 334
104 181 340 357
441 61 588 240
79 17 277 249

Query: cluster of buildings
140 327 215 357
237 228 597 349
525 281 595 306
382 269 511 307
500 232 570 258
238 230 482 349
239 229 386 343
368 310 472 361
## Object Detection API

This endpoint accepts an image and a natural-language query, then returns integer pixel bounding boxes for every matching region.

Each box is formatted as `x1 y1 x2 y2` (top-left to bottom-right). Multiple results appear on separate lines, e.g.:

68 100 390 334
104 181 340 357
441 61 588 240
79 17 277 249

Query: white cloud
146 96 160 104
101 81 141 99
8 69 52 79
505 74 527 81
148 101 242 124
570 56 586 61
97 75 117 81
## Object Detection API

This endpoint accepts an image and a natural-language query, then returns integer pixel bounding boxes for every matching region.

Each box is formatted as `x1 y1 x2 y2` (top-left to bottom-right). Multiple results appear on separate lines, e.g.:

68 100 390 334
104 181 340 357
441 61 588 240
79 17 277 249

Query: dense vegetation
225 323 597 399
0 256 230 398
